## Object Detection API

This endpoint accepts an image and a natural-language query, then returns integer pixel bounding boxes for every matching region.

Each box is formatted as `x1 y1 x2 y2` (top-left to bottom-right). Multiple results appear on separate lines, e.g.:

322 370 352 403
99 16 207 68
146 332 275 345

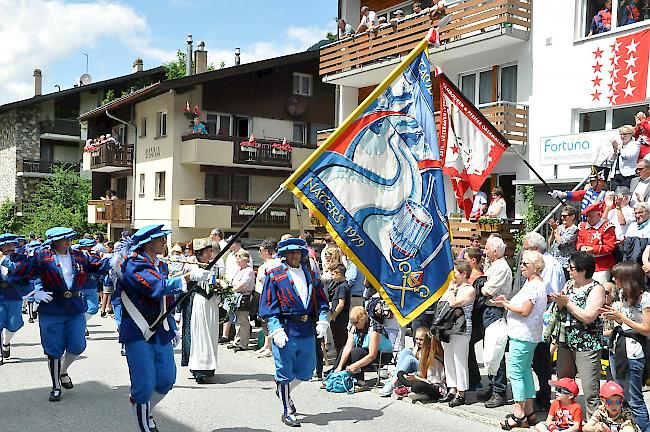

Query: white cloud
206 24 331 68
0 0 174 104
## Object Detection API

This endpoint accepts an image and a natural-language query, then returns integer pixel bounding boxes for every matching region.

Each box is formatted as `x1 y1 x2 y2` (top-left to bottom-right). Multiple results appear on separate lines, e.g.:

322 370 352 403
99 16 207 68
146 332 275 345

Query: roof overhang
78 82 161 121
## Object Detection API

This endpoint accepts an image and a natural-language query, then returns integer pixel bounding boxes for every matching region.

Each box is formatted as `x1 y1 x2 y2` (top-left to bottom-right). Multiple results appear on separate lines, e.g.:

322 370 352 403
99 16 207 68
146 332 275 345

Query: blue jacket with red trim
259 261 329 338
118 252 183 344
8 248 110 315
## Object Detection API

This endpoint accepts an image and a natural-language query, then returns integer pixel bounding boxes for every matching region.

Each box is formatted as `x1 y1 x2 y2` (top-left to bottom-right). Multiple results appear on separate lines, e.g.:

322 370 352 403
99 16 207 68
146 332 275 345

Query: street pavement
0 315 501 432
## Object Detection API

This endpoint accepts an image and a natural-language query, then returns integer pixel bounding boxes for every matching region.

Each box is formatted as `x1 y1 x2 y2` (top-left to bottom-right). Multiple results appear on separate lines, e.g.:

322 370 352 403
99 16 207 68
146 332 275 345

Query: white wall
252 118 293 141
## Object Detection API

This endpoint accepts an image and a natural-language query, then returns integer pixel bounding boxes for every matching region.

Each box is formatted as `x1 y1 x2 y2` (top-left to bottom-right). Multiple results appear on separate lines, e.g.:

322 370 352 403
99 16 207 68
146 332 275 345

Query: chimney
235 47 241 66
194 41 208 74
133 58 144 73
186 35 193 76
33 69 42 96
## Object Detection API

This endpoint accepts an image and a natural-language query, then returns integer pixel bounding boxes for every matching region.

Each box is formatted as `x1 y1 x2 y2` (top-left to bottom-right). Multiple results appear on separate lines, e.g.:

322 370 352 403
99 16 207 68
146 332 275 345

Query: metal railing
39 119 81 136
16 158 80 174
319 0 531 76
88 199 131 224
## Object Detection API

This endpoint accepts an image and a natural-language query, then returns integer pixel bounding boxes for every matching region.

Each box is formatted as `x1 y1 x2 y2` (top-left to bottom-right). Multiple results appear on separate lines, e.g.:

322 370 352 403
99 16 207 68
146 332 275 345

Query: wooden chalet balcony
87 199 131 224
316 129 334 146
449 218 522 257
88 143 133 172
319 0 531 78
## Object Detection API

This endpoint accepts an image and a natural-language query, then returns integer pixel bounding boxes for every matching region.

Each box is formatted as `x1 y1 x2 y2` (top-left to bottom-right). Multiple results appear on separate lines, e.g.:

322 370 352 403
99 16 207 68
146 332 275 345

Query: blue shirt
345 262 365 297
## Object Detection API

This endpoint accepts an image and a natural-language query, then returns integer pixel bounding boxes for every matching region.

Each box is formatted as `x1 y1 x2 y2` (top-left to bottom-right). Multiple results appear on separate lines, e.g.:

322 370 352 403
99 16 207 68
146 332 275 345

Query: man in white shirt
602 187 635 240
225 238 250 283
626 202 650 238
356 6 378 34
337 18 354 39
630 159 650 206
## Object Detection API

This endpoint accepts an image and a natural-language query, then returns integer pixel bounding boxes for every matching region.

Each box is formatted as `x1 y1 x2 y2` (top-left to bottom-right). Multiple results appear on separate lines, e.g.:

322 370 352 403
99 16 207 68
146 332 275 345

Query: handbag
324 370 356 394
430 301 466 343
236 292 254 311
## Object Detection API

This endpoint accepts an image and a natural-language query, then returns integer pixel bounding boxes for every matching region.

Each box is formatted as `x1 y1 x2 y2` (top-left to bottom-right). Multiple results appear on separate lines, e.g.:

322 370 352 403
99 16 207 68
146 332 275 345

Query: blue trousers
0 299 24 333
125 340 176 404
395 348 419 374
272 335 316 385
610 354 650 432
39 313 86 358
82 290 99 315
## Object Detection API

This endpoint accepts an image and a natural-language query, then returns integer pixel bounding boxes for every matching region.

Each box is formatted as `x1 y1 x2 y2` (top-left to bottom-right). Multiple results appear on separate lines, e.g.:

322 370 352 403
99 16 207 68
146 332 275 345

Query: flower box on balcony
240 146 257 153
272 149 288 156
238 208 256 216
270 210 287 217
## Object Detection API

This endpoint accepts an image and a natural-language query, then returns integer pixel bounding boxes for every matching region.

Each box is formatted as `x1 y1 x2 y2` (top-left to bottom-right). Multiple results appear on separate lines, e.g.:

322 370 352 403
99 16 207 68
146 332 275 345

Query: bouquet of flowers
271 137 293 153
240 134 260 149
183 101 201 119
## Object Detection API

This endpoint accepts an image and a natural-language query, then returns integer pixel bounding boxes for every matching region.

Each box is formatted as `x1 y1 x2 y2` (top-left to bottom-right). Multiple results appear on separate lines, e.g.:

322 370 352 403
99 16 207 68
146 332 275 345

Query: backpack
324 370 356 393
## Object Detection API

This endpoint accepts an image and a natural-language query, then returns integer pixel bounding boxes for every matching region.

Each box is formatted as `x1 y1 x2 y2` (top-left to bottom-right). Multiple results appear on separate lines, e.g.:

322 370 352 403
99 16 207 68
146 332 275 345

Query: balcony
84 144 133 172
179 199 308 230
319 0 531 86
39 119 80 139
479 102 528 146
16 158 81 177
87 200 131 224
317 129 334 146
180 134 316 170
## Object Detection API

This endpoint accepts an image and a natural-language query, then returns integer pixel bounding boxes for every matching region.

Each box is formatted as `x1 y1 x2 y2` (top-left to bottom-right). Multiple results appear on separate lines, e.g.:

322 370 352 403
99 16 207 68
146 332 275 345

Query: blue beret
44 227 77 245
277 237 308 258
132 224 172 250
0 233 19 247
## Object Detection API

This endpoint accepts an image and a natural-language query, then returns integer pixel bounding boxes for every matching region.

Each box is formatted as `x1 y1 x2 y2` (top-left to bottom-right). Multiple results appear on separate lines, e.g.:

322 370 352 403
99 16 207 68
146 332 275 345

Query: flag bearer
259 237 330 427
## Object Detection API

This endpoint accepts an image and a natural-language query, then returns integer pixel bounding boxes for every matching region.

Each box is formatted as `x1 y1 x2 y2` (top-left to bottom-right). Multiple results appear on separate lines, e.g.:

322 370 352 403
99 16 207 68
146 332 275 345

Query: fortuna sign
539 130 617 166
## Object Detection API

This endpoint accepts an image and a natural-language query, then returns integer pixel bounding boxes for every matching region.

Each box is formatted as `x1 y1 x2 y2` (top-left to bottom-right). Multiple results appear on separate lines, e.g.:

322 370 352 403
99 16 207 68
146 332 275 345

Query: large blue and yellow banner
283 39 454 326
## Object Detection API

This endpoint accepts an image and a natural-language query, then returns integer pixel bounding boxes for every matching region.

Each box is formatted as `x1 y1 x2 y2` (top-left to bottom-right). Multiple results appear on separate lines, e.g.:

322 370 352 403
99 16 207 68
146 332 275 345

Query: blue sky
0 0 337 104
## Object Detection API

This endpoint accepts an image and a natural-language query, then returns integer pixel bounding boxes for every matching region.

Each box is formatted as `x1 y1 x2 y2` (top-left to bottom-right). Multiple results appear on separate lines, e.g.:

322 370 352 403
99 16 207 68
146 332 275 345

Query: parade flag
439 73 509 219
589 29 650 105
282 39 454 326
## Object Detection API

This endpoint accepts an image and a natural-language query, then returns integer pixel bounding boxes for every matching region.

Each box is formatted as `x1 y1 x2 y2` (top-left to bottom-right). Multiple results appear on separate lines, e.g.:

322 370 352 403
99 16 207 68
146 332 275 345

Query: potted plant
240 134 260 153
238 205 257 216
271 138 293 156
183 101 201 120
477 217 501 231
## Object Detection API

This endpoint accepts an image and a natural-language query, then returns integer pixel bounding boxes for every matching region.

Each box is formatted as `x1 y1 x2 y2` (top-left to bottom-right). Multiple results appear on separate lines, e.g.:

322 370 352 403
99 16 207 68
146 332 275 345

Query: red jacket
576 220 616 272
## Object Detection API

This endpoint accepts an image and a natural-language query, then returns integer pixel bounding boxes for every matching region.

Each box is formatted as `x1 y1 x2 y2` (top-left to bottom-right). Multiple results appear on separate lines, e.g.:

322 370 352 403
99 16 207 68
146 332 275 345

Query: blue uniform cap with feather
131 224 172 251
277 237 308 258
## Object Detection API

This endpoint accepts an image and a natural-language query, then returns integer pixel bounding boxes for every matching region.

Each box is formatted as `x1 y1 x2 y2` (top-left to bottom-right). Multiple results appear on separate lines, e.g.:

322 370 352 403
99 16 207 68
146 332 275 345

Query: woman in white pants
440 260 475 407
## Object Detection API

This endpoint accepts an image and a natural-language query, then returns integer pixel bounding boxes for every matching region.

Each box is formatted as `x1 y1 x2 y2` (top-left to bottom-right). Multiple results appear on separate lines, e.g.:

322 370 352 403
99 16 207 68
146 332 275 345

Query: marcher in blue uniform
8 227 110 401
74 238 102 332
259 237 330 427
0 233 31 365
117 224 202 432
25 240 43 323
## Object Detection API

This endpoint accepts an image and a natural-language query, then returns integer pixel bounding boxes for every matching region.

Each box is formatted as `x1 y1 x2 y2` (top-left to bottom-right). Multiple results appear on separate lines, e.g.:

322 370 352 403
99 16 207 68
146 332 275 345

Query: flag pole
148 186 286 333
508 145 566 206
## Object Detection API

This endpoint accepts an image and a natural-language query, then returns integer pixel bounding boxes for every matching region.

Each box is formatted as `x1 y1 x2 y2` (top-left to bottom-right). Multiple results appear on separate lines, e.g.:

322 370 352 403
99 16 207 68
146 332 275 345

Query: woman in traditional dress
181 237 223 384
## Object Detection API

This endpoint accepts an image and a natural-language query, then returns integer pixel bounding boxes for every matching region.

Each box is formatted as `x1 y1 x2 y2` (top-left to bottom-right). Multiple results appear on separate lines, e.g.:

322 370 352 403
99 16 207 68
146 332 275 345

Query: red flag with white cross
590 29 650 105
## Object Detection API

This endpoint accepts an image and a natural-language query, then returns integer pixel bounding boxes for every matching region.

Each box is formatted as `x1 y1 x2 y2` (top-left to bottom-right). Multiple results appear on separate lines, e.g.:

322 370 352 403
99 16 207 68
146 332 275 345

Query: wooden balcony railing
317 129 334 146
449 218 522 257
40 118 80 136
319 0 531 76
16 158 80 174
88 199 131 224
89 144 133 169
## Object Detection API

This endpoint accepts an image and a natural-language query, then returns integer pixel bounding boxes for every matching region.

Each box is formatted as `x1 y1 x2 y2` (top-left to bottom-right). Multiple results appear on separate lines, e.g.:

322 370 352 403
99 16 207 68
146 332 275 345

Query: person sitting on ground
535 377 583 432
396 335 447 402
356 6 378 34
328 264 351 354
583 381 641 432
379 326 430 396
330 306 393 392
337 18 354 39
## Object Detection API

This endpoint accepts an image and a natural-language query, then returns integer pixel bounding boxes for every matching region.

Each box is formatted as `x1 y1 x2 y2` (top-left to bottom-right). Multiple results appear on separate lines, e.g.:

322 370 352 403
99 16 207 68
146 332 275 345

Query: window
577 102 646 132
206 113 231 135
156 111 167 137
116 177 127 199
139 173 145 196
293 123 307 143
155 171 165 198
140 117 147 137
205 173 249 201
460 64 518 106
582 0 649 38
293 73 313 96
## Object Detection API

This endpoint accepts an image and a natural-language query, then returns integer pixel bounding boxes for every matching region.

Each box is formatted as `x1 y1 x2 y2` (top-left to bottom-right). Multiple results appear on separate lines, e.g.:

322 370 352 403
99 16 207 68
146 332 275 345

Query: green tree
326 32 337 42
513 185 547 253
0 199 22 233
164 50 225 80
24 166 105 237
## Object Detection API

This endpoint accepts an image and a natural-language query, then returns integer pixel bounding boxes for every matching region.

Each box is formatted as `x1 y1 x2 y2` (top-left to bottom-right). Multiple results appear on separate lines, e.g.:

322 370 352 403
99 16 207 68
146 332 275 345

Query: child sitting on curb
535 378 582 432
583 381 640 432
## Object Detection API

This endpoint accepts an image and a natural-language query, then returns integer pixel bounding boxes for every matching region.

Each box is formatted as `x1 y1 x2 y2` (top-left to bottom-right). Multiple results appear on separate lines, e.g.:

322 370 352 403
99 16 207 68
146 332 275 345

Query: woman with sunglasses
599 262 650 431
492 250 547 429
549 252 606 419
548 206 579 281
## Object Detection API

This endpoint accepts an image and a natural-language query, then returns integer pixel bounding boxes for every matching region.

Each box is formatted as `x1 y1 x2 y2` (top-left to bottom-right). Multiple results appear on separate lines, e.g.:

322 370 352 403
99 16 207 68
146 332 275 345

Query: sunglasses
605 399 623 406
556 387 574 395
569 265 577 270
561 214 571 217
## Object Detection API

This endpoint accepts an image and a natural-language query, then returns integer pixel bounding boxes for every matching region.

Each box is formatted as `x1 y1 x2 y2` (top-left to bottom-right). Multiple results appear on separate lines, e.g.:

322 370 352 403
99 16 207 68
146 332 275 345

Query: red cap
549 378 579 397
582 200 605 216
600 381 624 399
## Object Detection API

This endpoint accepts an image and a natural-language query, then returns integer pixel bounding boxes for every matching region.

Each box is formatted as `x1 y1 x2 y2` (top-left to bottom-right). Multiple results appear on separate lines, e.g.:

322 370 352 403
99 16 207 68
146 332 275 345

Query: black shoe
439 392 455 403
227 343 237 349
281 414 301 427
100 311 107 318
60 373 73 390
485 393 506 408
218 337 230 344
107 309 114 315
28 317 34 323
85 328 89 337
49 389 62 402
22 307 27 314
2 344 10 359
448 395 466 407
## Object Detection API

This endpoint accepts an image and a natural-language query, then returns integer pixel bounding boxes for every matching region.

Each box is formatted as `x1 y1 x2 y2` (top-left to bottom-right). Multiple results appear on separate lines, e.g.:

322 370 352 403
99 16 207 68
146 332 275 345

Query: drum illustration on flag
389 199 433 259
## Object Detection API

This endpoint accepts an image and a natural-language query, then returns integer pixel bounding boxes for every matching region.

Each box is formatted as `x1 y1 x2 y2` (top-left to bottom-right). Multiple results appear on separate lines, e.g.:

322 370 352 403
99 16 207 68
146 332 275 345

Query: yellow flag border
285 37 454 326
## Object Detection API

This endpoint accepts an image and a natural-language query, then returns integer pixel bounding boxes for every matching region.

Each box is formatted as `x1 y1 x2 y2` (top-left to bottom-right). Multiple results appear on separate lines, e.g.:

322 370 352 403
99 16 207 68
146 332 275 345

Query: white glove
189 267 211 283
272 329 288 349
172 330 182 348
316 321 329 339
548 190 567 199
33 291 53 303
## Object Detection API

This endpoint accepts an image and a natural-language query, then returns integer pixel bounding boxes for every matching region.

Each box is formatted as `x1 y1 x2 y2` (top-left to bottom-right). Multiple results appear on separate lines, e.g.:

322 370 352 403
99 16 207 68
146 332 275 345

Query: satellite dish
79 74 92 86
286 95 307 117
